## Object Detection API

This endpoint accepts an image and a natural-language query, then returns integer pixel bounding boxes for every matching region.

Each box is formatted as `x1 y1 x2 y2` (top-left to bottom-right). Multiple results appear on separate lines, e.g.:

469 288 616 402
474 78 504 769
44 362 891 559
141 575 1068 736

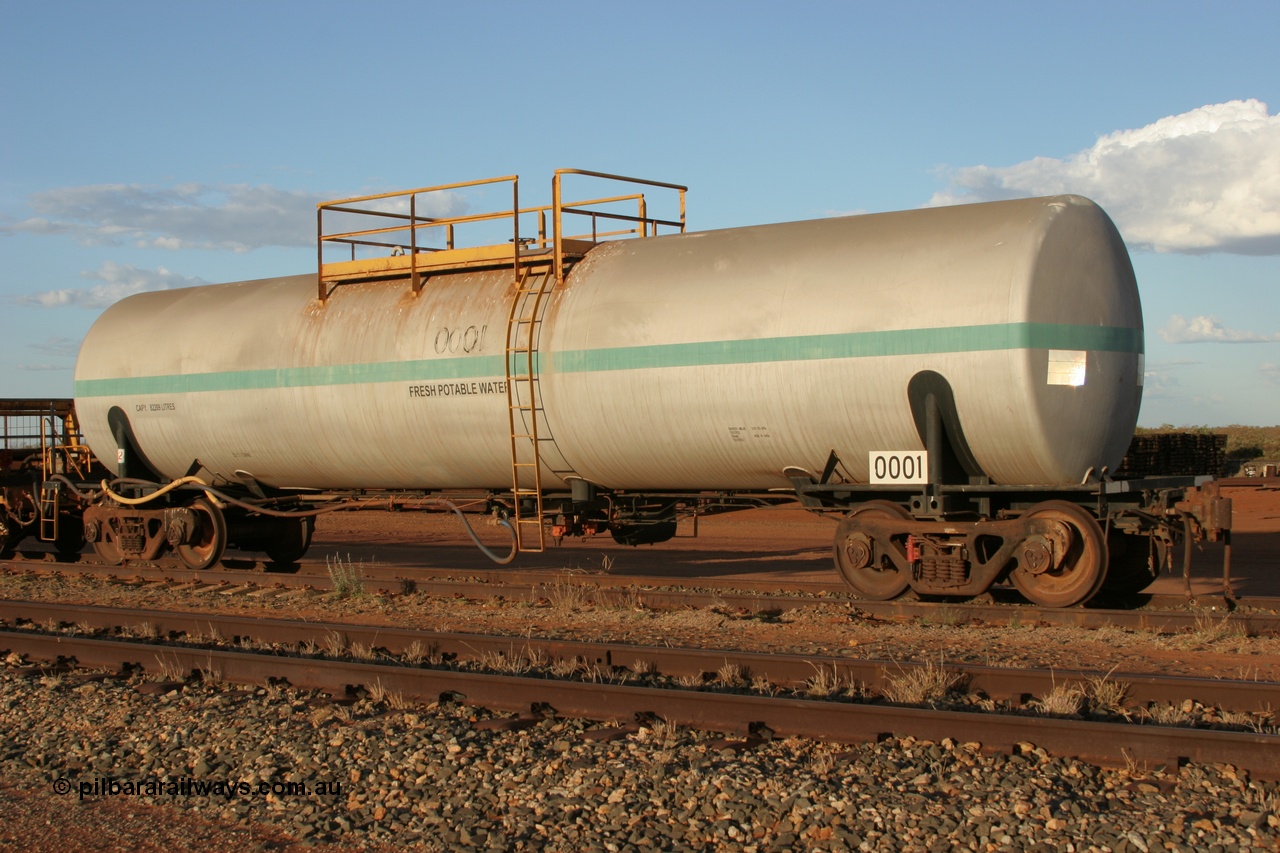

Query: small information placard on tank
868 451 928 485
1047 350 1087 387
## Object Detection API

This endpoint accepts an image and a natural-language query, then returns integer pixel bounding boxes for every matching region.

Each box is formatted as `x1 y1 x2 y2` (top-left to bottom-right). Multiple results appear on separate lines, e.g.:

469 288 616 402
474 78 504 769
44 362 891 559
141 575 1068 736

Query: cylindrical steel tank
74 194 1143 492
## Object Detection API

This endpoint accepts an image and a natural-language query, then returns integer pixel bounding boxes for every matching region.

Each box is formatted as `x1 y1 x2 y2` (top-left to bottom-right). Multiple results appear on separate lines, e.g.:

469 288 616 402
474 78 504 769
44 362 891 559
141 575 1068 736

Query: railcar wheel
264 517 314 565
833 500 913 600
176 497 227 570
1008 501 1107 607
91 530 123 565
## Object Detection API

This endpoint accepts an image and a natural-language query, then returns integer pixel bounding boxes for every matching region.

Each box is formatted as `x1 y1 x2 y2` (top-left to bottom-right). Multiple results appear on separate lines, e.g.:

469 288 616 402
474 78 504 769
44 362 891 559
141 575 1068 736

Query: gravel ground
1 662 1278 852
3 494 1280 853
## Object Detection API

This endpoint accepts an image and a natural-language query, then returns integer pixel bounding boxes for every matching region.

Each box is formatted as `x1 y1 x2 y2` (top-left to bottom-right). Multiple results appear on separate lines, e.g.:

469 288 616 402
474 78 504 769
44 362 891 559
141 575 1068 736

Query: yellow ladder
37 414 62 542
504 266 554 552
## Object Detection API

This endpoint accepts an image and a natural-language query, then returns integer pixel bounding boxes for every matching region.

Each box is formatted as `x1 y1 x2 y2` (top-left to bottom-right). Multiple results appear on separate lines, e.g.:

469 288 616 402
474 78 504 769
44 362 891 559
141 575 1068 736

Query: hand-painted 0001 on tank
64 170 1231 606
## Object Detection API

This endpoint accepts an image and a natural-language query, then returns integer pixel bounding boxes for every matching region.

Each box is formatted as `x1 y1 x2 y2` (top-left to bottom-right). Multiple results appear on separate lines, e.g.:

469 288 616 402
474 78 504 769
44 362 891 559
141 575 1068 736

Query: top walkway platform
316 169 687 300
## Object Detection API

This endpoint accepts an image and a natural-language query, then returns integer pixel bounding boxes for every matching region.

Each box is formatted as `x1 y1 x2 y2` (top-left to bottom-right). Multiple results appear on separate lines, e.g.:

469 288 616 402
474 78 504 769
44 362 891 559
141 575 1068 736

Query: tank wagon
63 169 1231 606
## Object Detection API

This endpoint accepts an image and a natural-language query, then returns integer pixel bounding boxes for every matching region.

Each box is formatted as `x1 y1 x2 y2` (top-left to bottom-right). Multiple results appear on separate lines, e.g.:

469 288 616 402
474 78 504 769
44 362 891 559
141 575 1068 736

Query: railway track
3 553 1278 635
4 600 1278 779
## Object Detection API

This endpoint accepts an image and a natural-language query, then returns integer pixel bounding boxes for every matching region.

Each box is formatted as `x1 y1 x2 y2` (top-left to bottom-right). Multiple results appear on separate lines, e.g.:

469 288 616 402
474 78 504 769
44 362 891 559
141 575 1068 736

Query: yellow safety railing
550 168 687 286
317 169 687 300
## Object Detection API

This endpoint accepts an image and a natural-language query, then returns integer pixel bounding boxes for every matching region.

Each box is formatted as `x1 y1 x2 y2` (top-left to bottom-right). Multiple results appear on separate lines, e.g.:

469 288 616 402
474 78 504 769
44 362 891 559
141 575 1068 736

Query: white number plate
868 451 928 485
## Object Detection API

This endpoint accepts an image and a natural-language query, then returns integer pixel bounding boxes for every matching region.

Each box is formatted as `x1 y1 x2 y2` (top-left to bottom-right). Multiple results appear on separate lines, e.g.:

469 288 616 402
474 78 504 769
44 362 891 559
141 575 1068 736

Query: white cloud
1262 363 1280 387
929 100 1280 255
14 262 207 309
14 338 82 371
29 337 81 357
1139 372 1177 399
1139 360 1187 399
2 183 467 252
1159 314 1280 344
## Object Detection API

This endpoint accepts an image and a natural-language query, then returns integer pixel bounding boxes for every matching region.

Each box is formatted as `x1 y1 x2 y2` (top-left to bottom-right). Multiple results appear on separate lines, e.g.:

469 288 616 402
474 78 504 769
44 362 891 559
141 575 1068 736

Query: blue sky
2 1 1277 426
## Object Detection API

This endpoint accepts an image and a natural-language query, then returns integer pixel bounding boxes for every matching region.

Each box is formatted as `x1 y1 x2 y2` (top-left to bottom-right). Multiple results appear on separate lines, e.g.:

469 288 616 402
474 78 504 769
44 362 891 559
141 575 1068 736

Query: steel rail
3 600 1275 716
3 555 1277 634
3 630 1277 780
8 548 1273 609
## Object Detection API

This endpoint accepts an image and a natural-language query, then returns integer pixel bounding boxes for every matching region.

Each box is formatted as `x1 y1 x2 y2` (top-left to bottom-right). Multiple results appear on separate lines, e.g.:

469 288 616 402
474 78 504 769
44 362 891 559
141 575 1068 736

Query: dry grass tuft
583 662 622 684
402 640 440 666
151 653 188 681
326 553 368 596
809 749 837 775
1028 680 1085 716
1084 668 1130 713
629 658 657 676
197 656 223 686
676 672 705 688
1140 702 1193 727
546 574 592 611
349 641 378 662
804 664 846 698
751 674 782 696
717 662 749 688
612 586 647 612
367 677 407 707
1166 612 1250 649
125 621 158 640
882 658 964 705
323 630 348 657
551 656 585 678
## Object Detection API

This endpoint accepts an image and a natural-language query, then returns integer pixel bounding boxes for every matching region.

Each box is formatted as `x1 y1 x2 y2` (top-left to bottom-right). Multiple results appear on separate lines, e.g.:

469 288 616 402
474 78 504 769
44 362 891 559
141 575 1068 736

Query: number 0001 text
868 451 929 485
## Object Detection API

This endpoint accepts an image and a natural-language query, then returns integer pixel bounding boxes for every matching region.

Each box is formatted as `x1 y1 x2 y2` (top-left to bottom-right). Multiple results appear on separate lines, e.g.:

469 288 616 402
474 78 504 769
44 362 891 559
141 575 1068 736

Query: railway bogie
810 470 1231 606
80 485 319 569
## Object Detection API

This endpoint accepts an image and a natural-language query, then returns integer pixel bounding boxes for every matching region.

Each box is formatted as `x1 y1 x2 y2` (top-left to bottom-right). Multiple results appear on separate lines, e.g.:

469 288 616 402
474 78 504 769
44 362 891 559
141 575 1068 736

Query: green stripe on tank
551 323 1142 373
75 355 507 398
74 322 1142 398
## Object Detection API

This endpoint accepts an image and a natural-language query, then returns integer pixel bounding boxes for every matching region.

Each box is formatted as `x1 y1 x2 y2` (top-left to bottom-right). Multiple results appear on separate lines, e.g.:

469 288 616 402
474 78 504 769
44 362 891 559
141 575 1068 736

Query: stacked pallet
1116 432 1227 478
